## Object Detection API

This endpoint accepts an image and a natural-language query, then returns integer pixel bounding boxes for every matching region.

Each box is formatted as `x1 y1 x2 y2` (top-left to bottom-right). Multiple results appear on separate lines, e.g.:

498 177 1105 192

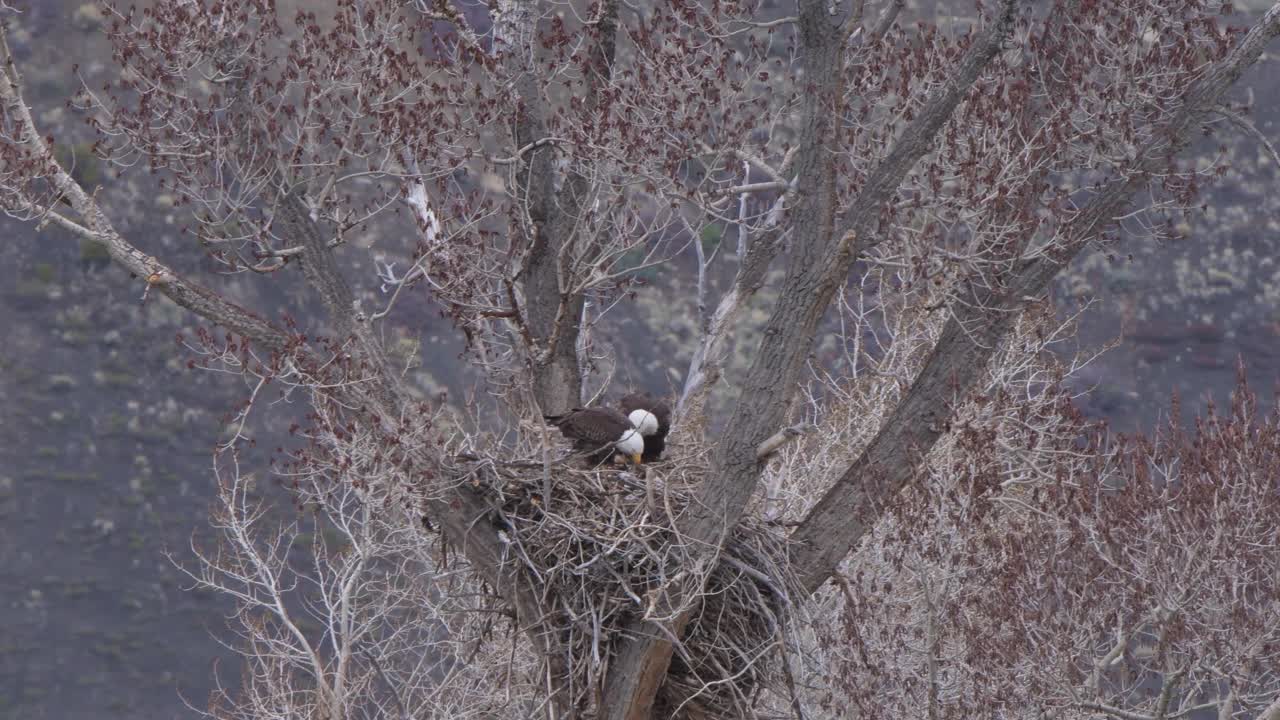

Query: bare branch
789 1 1280 594
1218 106 1280 170
755 424 809 461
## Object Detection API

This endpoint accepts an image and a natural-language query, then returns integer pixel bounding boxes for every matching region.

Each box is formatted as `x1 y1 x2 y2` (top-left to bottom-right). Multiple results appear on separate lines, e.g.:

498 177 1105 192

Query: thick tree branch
499 0 570 412
278 187 356 324
601 3 1017 717
0 40 291 354
509 0 620 415
789 1 1280 594
682 0 1014 564
696 0 1016 547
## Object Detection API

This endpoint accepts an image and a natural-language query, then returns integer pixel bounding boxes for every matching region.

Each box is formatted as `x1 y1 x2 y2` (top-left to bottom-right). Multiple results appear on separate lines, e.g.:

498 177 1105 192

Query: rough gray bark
509 0 620 415
510 50 581 413
276 189 405 412
600 3 1017 718
789 1 1280 594
691 0 1016 548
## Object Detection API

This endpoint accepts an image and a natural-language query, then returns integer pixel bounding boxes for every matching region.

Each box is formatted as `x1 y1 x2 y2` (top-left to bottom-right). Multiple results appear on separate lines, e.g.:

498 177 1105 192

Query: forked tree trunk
600 2 1016 715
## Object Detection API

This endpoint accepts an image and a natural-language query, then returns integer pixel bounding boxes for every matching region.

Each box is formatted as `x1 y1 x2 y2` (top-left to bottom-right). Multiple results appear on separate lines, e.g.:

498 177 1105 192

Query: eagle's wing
650 400 672 434
547 408 629 447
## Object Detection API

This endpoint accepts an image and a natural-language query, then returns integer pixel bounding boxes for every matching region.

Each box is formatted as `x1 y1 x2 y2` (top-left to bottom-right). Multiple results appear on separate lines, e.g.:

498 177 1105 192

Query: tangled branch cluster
455 448 798 719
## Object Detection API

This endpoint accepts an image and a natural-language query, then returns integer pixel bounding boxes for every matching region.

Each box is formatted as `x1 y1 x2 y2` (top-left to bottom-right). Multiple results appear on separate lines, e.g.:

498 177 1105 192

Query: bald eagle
619 392 671 463
544 407 644 467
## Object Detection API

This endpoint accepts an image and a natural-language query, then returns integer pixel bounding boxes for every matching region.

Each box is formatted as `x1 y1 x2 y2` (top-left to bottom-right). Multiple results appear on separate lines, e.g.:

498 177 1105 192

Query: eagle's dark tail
543 409 589 426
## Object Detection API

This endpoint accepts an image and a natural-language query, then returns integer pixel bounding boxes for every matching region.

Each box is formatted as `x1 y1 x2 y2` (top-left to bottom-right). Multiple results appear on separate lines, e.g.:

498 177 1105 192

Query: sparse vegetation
3 1 1280 719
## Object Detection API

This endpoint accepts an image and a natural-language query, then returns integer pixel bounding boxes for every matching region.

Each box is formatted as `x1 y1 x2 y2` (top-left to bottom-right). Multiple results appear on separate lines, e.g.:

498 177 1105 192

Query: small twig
742 16 798 29
490 136 571 165
756 424 810 461
359 648 411 720
716 179 792 196
1217 106 1280 169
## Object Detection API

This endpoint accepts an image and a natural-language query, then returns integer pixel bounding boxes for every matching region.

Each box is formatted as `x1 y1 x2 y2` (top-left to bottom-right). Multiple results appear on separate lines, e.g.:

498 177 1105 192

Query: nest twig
456 446 799 718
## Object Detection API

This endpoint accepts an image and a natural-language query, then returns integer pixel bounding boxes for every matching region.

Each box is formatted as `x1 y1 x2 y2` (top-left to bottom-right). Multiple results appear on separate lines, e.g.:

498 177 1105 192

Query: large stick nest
459 448 800 718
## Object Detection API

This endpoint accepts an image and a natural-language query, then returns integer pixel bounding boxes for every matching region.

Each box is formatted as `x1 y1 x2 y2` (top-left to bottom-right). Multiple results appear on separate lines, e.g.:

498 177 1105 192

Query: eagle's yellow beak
630 453 643 466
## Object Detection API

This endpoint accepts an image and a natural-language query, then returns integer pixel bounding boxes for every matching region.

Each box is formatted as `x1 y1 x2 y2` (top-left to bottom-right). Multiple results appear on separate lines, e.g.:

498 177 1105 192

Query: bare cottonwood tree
3 0 1280 717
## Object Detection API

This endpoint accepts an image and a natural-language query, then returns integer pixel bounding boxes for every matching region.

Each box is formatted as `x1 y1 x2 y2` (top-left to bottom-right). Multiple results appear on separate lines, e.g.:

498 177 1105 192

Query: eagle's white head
616 427 645 464
628 409 660 437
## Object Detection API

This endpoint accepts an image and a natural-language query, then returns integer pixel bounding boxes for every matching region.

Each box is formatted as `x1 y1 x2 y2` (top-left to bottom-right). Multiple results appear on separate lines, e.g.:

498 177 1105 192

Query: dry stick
1256 696 1280 720
1218 106 1280 170
755 424 809 461
359 648 412 720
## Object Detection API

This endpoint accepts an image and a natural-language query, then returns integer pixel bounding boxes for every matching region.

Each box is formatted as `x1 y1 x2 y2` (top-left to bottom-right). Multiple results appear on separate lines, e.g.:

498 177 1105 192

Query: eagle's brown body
620 392 671 462
544 407 642 466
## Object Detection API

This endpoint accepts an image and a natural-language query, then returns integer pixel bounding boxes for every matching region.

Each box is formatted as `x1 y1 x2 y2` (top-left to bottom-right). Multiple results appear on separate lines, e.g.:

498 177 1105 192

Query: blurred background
2 0 1280 717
